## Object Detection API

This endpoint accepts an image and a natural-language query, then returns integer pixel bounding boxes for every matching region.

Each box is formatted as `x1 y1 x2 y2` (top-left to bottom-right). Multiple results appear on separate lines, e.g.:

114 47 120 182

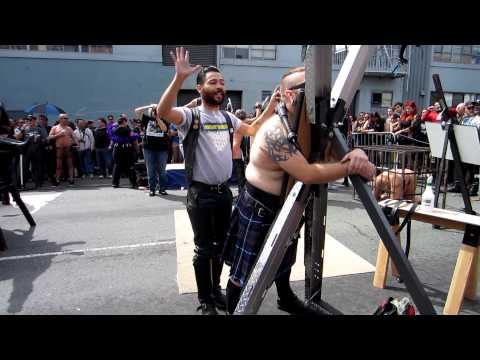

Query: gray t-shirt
174 105 241 185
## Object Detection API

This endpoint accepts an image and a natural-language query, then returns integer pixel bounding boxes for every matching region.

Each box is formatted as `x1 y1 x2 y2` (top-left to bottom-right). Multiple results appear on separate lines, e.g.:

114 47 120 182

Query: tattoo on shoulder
264 127 298 162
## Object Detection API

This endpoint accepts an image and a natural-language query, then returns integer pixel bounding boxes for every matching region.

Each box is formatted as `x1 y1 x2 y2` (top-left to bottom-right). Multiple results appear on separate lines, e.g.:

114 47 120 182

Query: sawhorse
373 200 480 315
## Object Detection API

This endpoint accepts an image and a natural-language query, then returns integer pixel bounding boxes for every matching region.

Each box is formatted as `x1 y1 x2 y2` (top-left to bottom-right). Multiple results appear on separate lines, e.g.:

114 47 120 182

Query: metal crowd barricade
352 132 395 147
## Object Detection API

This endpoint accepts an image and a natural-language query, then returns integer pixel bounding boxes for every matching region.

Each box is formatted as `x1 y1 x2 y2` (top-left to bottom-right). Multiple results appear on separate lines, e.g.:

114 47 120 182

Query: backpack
183 107 234 184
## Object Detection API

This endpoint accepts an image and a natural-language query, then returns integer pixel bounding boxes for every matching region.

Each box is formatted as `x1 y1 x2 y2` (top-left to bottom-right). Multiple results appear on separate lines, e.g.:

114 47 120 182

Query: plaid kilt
223 185 298 287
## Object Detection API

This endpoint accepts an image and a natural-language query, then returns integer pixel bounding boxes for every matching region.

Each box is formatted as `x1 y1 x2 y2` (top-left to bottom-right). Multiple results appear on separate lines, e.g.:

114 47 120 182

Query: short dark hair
394 102 403 108
196 66 221 85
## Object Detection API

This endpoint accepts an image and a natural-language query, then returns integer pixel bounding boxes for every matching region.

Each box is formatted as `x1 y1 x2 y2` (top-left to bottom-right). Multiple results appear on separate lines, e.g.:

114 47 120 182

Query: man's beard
202 89 225 106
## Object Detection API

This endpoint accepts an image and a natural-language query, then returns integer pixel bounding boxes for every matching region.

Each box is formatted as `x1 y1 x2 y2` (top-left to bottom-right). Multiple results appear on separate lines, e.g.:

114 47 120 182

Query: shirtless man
224 66 376 315
49 113 79 185
373 169 417 202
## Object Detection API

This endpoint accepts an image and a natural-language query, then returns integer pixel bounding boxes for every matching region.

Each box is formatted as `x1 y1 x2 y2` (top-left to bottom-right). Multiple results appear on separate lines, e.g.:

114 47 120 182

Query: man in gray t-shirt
174 105 241 185
156 47 278 315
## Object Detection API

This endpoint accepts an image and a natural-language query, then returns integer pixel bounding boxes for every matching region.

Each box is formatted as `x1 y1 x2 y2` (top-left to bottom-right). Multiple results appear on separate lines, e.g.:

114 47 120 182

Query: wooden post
444 244 476 315
373 240 389 288
373 224 401 288
464 245 479 301
390 225 401 279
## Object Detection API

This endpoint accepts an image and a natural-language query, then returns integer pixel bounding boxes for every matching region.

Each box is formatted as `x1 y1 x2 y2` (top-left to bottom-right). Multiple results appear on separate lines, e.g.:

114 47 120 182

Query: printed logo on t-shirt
146 120 164 137
202 122 229 152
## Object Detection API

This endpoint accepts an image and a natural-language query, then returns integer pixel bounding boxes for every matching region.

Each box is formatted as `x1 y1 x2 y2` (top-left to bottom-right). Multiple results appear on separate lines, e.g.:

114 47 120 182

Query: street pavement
0 177 479 315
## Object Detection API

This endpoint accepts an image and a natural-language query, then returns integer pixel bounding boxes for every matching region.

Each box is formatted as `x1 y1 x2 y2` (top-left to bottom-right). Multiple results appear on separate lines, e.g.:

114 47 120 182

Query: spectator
23 115 48 189
456 103 465 123
38 115 56 186
462 102 476 125
388 112 400 133
169 122 183 163
385 108 394 133
458 102 480 196
94 118 112 179
49 114 78 186
421 103 441 123
0 105 13 204
74 119 95 179
353 113 366 132
360 112 373 132
134 105 169 196
393 102 403 114
394 100 417 144
111 115 139 189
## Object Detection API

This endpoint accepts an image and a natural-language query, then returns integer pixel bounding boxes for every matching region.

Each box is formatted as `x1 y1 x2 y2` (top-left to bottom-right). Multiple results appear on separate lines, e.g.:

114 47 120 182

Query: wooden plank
378 200 480 229
444 244 476 315
390 225 401 279
373 240 389 289
465 246 479 301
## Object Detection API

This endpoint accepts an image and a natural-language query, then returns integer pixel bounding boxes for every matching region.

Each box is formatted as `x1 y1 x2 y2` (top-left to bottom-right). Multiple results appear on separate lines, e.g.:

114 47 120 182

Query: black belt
191 181 229 194
245 181 281 211
114 143 132 148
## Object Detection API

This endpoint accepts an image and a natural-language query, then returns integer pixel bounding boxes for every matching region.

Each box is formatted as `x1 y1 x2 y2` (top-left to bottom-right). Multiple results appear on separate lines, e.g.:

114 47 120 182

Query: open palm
170 47 202 79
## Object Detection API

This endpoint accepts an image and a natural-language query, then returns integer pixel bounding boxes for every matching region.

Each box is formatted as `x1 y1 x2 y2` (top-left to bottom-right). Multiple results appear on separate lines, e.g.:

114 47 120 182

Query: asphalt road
1 178 479 315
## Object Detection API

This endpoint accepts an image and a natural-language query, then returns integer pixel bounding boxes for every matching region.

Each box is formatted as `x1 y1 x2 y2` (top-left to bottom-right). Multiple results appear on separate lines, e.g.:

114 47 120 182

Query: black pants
25 143 45 186
112 145 137 187
44 146 56 182
186 182 233 304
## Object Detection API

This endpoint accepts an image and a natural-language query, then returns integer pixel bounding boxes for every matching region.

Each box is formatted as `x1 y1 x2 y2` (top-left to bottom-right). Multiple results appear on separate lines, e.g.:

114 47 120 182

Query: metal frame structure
234 45 437 315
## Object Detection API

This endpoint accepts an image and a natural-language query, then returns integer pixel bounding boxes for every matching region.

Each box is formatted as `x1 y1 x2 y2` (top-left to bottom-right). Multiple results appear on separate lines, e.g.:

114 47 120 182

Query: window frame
221 45 277 61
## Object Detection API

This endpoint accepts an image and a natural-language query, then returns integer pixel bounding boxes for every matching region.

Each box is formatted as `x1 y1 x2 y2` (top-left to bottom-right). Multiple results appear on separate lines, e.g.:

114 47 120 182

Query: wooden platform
373 200 480 315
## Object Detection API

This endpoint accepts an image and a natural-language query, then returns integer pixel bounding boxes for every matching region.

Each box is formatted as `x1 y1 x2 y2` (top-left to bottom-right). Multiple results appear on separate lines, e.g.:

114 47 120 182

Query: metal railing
352 132 395 147
333 45 408 75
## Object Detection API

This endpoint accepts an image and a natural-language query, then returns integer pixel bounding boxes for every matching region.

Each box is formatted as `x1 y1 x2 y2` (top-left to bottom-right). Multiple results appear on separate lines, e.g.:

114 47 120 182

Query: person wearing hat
110 115 139 188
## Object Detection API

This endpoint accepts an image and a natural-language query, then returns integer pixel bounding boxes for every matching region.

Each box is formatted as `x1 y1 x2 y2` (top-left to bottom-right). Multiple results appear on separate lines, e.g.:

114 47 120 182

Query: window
0 45 27 50
261 90 272 101
0 45 112 54
251 45 276 60
433 45 480 64
371 91 393 108
222 45 277 60
430 91 480 107
223 45 249 59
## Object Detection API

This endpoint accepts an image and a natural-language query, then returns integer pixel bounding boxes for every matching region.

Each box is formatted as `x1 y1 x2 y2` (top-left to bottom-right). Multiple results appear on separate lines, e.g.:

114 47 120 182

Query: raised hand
170 47 202 79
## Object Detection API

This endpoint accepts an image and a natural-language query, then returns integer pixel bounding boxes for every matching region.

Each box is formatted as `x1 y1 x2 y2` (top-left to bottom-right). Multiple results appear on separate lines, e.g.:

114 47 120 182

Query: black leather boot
226 280 242 315
211 259 227 311
193 255 216 314
275 270 310 315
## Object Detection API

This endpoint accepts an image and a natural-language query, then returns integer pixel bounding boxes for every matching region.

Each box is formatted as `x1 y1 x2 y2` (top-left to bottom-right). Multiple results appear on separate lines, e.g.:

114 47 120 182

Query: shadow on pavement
0 227 85 314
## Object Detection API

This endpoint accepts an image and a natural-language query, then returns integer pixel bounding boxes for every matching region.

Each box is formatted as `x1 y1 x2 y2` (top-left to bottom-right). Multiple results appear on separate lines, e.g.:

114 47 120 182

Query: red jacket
421 110 439 122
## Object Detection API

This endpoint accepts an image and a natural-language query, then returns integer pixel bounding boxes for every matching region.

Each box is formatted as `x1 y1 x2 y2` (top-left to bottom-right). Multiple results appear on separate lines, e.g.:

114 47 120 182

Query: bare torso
245 115 286 196
51 125 74 148
374 169 417 201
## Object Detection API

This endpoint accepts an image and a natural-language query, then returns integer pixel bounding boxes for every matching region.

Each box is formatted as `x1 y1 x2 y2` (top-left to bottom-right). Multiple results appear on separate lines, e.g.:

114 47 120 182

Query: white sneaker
90 174 94 179
99 175 104 179
108 175 112 179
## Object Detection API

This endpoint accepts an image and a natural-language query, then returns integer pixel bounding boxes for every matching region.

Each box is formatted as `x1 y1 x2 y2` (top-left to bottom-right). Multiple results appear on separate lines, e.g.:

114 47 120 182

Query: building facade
1 45 479 123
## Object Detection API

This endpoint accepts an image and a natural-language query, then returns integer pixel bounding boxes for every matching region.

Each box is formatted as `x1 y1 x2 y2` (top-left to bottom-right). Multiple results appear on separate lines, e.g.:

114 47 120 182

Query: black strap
183 107 234 184
220 110 234 152
395 202 418 259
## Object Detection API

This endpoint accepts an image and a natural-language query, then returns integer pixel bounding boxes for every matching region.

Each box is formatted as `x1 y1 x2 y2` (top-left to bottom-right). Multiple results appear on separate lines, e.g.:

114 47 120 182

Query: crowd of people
351 100 480 145
0 109 191 198
2 46 480 316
